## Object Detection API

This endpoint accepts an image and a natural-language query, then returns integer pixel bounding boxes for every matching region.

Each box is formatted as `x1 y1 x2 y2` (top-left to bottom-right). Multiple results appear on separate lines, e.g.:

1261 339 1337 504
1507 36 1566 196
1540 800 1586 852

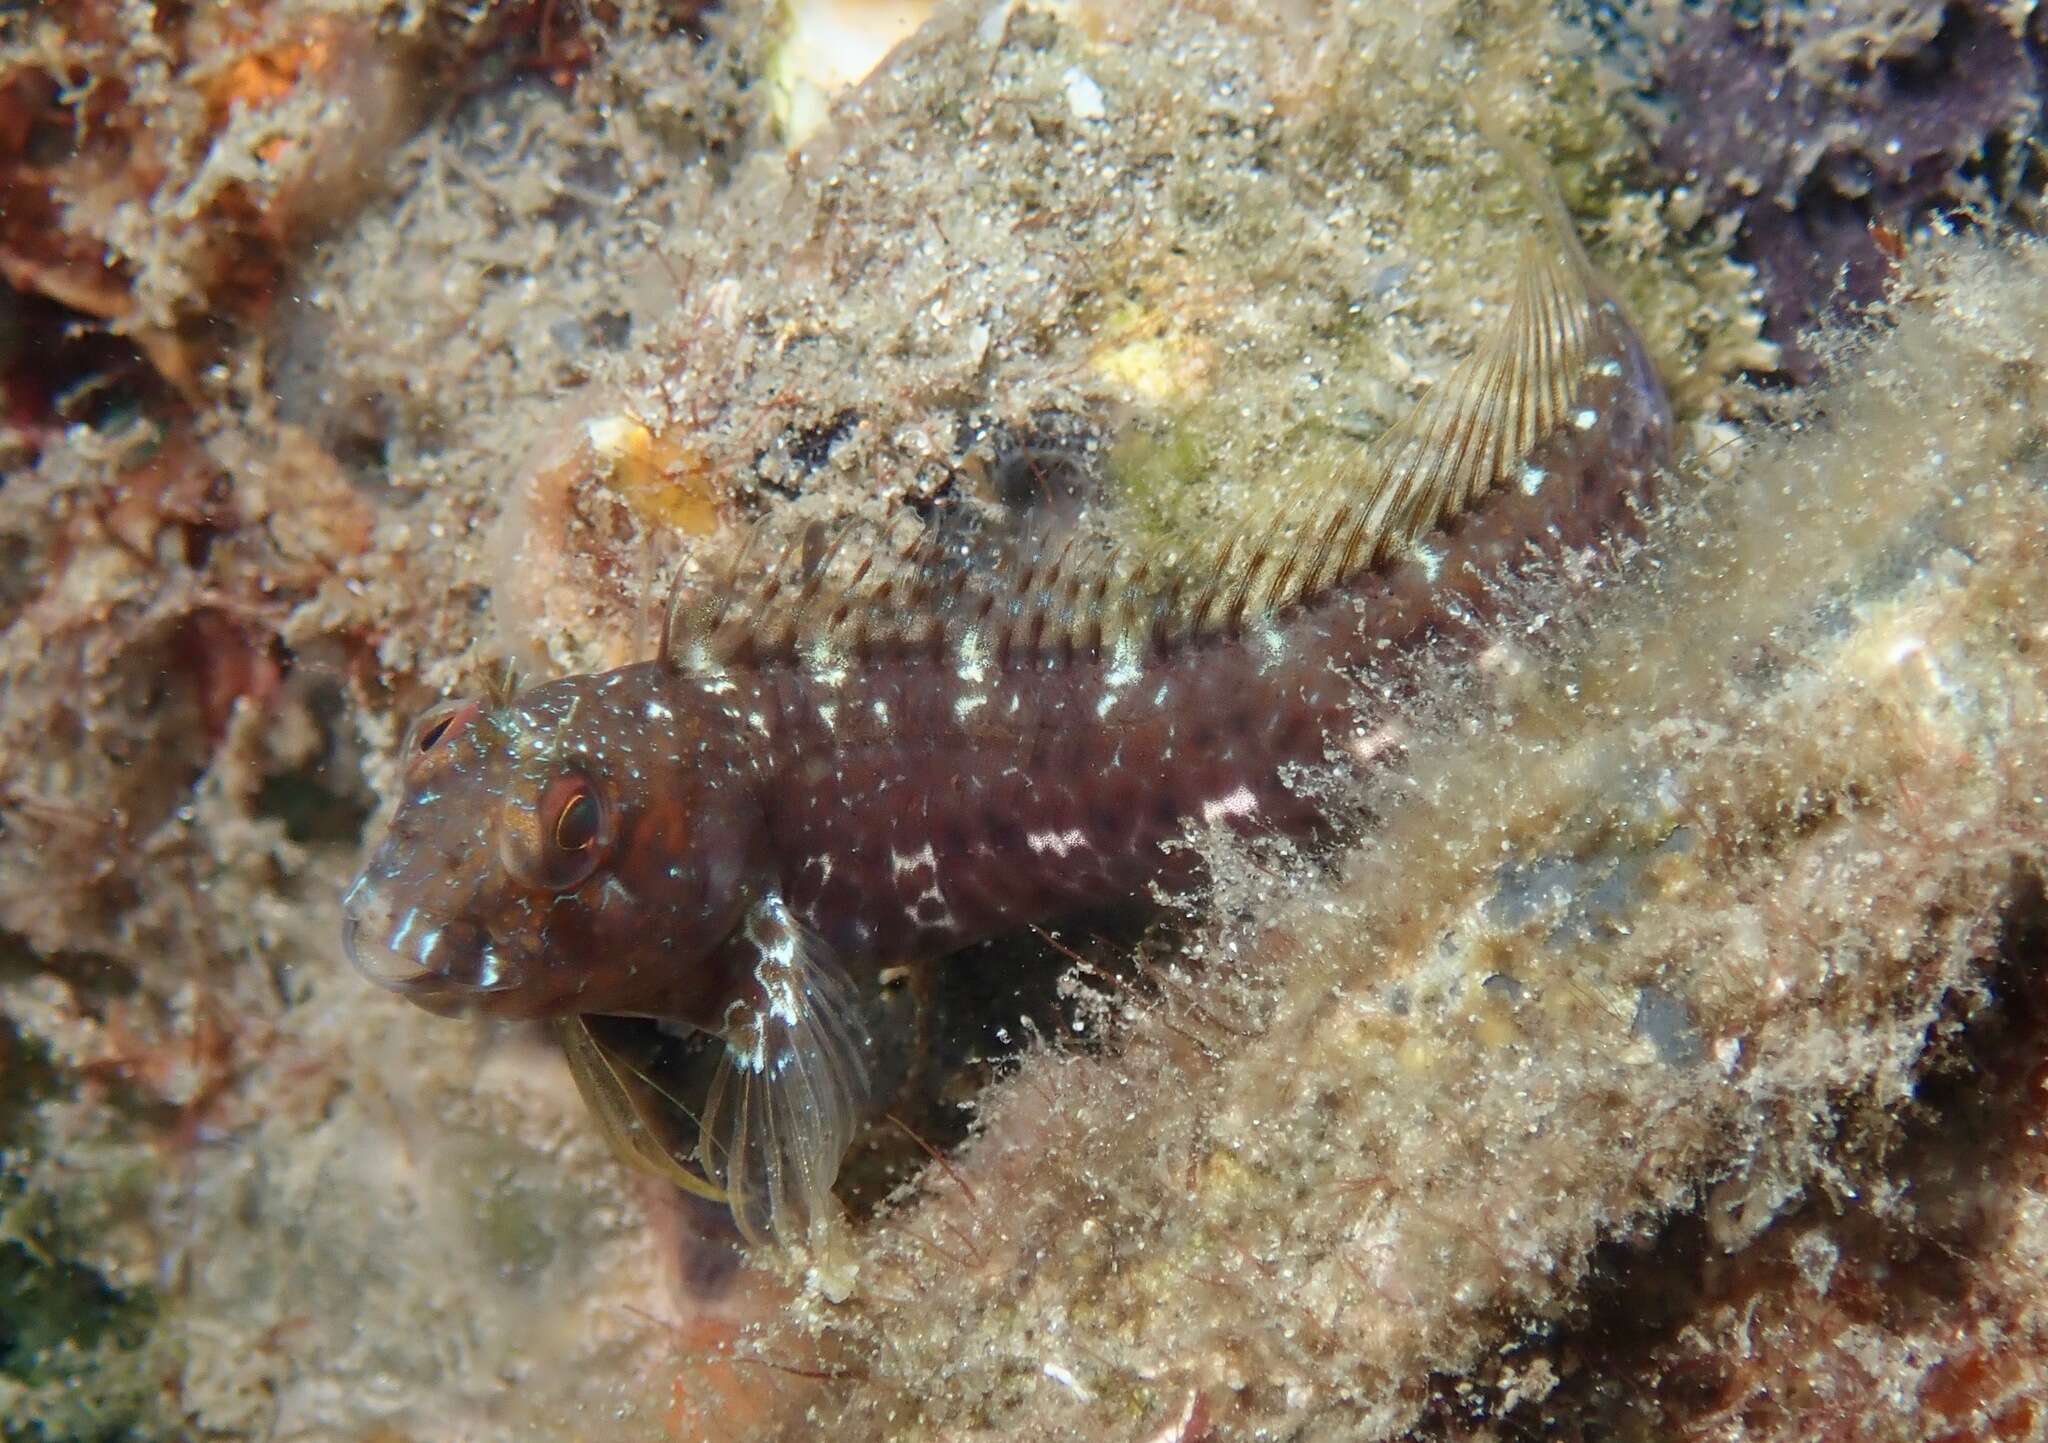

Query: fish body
343 231 1670 1247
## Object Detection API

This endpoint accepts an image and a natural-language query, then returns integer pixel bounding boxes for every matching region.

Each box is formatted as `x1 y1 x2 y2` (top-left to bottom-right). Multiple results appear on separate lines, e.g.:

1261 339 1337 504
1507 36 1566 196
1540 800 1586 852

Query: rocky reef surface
1 1 2043 1439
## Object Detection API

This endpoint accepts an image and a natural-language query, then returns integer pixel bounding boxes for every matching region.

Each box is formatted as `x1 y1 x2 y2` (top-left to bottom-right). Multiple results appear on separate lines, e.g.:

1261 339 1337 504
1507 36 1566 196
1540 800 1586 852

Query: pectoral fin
558 1014 729 1205
698 894 879 1249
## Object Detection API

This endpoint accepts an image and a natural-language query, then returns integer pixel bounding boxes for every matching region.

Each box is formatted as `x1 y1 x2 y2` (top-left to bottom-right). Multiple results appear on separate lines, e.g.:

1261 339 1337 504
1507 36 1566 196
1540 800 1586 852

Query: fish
341 211 1671 1250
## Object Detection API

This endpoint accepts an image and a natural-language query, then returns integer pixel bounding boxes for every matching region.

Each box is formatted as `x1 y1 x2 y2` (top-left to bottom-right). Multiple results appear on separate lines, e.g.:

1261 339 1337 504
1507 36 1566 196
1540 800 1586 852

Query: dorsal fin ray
659 207 1620 679
1311 241 1592 588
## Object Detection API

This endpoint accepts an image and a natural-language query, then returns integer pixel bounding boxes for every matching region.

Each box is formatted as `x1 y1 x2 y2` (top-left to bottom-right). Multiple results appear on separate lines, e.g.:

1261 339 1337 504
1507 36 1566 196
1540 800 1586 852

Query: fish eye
554 788 601 852
500 770 612 893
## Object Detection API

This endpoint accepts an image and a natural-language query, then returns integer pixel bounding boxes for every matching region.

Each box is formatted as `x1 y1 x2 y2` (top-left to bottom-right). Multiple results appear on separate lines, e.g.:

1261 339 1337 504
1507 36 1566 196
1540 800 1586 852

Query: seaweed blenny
342 217 1670 1250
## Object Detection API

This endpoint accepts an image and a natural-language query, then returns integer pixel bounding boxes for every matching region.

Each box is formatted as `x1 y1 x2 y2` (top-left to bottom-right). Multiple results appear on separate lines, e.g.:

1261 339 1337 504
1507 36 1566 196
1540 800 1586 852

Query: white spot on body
956 629 990 685
910 887 956 931
1519 463 1548 496
1104 632 1143 691
804 638 849 689
888 844 954 930
1094 631 1146 719
1026 827 1089 858
890 843 938 879
644 700 673 721
954 691 988 722
1252 618 1288 672
1573 407 1599 431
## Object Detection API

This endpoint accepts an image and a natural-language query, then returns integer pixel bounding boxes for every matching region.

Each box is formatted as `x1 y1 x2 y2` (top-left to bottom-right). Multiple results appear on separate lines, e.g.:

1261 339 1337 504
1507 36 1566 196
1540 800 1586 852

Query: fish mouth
340 874 529 1012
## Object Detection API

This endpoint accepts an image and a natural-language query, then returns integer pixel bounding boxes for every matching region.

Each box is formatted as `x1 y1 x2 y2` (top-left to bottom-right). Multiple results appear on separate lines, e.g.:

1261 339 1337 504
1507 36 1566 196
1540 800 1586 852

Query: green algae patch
436 1130 588 1288
0 1022 169 1443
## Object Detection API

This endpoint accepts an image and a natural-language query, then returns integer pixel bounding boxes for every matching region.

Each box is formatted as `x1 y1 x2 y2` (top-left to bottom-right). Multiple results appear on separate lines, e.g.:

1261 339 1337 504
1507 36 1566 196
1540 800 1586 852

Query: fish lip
340 874 531 1003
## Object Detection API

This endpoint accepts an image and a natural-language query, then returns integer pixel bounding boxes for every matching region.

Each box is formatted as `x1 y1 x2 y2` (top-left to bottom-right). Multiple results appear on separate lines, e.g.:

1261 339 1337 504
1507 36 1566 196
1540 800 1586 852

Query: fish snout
340 875 519 1004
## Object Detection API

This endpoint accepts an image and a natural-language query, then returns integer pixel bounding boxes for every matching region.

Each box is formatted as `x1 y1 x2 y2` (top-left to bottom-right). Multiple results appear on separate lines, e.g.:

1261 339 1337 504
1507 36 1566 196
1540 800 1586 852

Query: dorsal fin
1163 238 1598 643
658 214 1624 679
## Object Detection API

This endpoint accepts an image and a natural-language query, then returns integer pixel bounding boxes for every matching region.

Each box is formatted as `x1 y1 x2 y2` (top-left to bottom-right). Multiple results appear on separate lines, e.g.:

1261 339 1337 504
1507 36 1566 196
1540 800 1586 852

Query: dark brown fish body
759 291 1665 966
343 239 1670 1246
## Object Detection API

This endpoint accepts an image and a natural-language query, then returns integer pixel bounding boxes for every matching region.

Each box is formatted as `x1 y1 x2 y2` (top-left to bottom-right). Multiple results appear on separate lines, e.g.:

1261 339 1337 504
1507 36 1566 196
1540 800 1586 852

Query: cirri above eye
417 714 455 752
500 772 612 892
409 700 479 757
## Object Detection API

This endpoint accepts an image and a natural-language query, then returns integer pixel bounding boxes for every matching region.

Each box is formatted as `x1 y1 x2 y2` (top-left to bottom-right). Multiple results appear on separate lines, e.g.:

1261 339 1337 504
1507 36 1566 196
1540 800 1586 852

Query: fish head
342 663 766 1024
